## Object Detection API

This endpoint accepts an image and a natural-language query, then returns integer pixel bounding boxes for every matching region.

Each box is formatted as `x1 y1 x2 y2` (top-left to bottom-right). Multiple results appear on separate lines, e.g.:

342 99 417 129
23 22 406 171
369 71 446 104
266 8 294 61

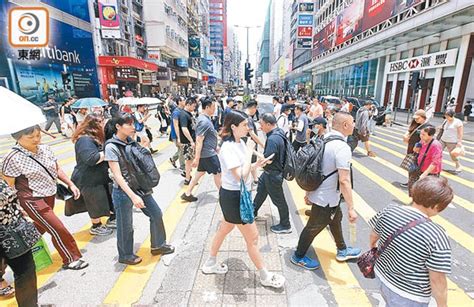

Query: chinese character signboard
385 49 458 74
9 7 49 48
296 1 314 49
298 14 313 26
297 26 313 37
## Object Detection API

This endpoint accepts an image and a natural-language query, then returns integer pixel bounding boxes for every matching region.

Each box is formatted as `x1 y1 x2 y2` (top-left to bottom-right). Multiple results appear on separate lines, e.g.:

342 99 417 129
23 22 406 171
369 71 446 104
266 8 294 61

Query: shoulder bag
0 217 41 259
357 217 429 279
436 120 447 141
13 149 73 200
239 177 254 224
408 139 433 188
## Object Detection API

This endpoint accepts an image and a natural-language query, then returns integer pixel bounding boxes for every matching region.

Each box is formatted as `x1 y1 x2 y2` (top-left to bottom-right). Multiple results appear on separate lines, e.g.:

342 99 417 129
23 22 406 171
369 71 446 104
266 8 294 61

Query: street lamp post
234 24 261 94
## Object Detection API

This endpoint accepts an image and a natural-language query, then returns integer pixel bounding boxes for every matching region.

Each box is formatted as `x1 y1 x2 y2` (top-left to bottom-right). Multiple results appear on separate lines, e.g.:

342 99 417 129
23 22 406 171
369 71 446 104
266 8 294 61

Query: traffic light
410 71 420 90
244 62 253 84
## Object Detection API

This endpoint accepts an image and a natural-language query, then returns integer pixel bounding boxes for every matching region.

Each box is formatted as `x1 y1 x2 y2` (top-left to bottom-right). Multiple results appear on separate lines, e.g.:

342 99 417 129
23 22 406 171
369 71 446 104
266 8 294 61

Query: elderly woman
368 176 453 307
1 125 88 270
439 110 464 172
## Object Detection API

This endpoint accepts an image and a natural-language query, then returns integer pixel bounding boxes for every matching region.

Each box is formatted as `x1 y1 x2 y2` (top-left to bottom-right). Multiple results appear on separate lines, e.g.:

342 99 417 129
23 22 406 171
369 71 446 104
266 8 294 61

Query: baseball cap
311 116 327 128
413 109 427 119
226 97 234 103
281 103 291 112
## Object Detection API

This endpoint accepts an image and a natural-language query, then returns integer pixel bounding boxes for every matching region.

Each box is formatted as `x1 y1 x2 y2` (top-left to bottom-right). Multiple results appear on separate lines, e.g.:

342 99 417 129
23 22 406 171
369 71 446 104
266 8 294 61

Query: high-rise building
209 0 227 82
257 1 272 89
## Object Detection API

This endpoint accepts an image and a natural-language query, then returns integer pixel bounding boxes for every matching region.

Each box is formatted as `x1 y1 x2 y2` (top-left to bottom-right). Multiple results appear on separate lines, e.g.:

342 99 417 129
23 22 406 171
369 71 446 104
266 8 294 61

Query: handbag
64 195 87 217
0 217 41 259
13 149 74 200
399 153 417 171
239 178 254 224
436 120 447 141
357 217 429 279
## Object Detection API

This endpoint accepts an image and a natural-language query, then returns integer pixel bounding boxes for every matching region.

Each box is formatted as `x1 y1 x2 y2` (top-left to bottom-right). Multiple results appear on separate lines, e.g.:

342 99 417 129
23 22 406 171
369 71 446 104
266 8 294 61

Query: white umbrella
0 86 46 136
117 97 139 105
138 97 162 105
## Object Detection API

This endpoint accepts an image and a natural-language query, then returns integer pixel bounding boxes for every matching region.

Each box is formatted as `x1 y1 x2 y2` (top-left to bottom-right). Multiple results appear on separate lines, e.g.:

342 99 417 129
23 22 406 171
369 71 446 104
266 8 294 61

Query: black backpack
276 132 296 181
295 135 345 191
106 139 160 193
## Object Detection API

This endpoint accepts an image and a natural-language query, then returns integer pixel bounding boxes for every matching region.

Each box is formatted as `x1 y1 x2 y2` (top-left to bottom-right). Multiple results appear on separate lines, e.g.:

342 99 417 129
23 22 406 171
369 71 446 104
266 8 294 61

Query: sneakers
181 193 198 202
336 247 362 262
399 182 409 188
260 272 285 289
169 158 177 169
455 164 463 173
202 262 228 275
89 225 113 236
180 170 187 178
151 244 175 256
106 218 117 229
270 224 292 234
290 254 320 270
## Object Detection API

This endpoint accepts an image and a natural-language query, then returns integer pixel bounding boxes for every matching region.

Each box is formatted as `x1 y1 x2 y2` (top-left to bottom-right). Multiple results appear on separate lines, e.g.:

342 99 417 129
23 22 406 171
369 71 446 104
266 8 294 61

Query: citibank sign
386 49 458 74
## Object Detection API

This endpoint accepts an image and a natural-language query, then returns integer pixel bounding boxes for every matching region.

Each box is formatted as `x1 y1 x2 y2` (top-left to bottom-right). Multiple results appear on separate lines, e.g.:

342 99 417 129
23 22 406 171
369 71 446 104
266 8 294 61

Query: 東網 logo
9 7 49 47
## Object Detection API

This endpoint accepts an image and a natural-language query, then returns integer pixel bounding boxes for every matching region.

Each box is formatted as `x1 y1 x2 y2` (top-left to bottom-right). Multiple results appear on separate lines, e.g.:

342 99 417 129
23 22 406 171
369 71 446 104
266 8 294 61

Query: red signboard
297 26 313 37
313 0 423 58
98 56 158 71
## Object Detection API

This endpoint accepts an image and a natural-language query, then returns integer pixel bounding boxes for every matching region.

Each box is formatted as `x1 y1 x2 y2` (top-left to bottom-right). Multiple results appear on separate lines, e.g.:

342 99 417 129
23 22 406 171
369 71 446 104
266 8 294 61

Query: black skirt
81 184 113 219
219 188 246 225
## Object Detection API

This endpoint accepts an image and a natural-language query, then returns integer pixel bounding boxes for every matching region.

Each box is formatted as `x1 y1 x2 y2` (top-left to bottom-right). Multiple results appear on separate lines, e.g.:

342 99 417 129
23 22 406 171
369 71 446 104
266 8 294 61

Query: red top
417 139 443 174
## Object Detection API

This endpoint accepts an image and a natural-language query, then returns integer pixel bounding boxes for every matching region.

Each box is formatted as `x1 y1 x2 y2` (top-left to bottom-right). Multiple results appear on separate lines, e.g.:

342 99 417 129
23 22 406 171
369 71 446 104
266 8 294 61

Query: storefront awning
98 56 158 71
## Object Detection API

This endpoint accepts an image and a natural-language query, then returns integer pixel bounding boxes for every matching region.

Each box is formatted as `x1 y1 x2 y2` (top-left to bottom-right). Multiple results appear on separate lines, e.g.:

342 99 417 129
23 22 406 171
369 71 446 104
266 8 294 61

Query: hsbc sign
386 49 458 74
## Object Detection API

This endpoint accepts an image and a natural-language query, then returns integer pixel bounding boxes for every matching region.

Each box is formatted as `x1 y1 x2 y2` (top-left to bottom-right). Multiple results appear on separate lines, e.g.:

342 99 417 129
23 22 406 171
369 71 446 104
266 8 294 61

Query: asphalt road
0 96 472 306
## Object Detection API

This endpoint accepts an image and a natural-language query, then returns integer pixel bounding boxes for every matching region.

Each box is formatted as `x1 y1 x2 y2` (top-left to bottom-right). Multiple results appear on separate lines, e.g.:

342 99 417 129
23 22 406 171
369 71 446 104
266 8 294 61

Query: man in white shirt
276 104 291 137
273 96 282 118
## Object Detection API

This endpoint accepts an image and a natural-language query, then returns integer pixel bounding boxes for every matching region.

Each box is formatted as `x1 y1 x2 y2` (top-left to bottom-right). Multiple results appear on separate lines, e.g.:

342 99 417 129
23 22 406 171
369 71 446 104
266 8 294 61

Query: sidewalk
392 111 474 142
152 179 288 306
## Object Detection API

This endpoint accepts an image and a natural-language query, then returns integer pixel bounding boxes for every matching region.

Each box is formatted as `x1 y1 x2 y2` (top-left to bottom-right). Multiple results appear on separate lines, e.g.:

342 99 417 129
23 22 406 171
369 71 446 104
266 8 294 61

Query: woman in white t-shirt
439 110 464 172
202 110 285 289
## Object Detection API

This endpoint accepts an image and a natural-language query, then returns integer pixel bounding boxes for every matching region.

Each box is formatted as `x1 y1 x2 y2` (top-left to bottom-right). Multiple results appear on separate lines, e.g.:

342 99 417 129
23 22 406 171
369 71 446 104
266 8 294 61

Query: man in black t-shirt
178 97 197 184
244 100 264 183
42 97 62 134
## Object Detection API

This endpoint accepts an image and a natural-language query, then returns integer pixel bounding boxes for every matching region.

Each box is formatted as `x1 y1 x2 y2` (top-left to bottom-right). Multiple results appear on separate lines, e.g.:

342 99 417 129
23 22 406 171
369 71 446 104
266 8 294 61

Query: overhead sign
298 2 314 12
297 38 312 49
298 14 313 26
98 0 120 29
9 7 50 47
188 36 201 58
386 49 458 74
297 26 313 37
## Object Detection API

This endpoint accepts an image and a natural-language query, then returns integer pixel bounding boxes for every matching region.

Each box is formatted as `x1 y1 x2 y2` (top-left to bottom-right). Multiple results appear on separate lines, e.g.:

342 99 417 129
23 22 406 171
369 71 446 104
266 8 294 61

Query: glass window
400 50 410 59
447 37 461 49
413 47 424 56
429 42 441 53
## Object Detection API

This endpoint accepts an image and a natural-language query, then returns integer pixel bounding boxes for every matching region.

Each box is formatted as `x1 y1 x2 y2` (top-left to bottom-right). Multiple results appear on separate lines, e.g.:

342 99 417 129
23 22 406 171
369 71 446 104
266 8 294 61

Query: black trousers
0 251 38 307
44 115 61 133
295 203 346 258
253 172 290 228
292 140 305 153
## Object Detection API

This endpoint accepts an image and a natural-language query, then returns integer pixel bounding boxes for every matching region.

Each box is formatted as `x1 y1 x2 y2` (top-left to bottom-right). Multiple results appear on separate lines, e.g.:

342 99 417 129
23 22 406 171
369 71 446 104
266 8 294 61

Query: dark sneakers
181 193 198 202
151 244 175 256
270 224 292 234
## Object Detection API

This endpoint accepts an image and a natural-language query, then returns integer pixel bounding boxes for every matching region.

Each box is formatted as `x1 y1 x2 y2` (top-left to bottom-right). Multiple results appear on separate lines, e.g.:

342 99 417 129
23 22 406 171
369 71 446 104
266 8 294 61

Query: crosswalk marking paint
352 160 474 253
354 147 473 213
371 134 474 170
368 140 474 187
286 180 372 306
352 192 473 306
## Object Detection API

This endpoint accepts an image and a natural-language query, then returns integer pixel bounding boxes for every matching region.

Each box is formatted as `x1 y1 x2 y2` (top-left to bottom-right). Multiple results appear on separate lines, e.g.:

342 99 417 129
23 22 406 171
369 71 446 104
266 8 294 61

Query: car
319 95 342 111
345 97 386 124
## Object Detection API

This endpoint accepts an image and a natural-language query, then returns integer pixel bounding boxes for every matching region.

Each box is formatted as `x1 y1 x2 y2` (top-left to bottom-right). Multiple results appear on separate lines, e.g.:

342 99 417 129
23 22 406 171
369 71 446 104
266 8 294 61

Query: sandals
367 151 376 157
63 259 89 270
202 263 228 275
260 273 285 289
0 285 15 298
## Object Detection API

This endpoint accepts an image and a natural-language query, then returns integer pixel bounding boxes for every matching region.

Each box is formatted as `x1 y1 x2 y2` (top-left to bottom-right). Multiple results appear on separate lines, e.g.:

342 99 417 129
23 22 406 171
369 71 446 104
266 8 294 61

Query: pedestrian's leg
141 195 166 248
213 173 222 190
267 178 290 228
53 116 62 133
5 250 37 307
328 207 347 250
20 196 81 265
295 205 331 258
185 159 192 181
209 220 235 256
178 145 185 171
112 188 135 261
44 116 53 131
171 141 180 163
237 223 263 269
252 174 268 216
185 171 205 196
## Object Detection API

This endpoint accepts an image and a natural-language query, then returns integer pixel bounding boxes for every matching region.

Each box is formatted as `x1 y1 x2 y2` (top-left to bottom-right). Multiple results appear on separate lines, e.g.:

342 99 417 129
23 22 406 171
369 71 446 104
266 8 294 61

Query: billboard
313 0 423 58
188 36 201 58
298 14 313 26
41 0 90 22
0 3 100 104
386 49 458 74
297 26 313 37
298 2 314 12
98 0 120 29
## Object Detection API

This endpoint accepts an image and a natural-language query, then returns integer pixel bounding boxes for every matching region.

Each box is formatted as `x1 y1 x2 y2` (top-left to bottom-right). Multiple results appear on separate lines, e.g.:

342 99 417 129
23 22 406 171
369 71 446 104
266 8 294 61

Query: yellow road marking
368 140 474 187
352 160 474 253
354 147 473 213
352 192 474 307
286 180 372 306
103 167 188 305
375 129 474 158
371 134 474 169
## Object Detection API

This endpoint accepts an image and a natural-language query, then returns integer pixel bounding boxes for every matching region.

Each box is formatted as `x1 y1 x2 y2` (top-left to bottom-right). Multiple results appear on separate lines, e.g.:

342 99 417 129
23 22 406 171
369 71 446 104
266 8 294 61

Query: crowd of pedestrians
0 89 465 306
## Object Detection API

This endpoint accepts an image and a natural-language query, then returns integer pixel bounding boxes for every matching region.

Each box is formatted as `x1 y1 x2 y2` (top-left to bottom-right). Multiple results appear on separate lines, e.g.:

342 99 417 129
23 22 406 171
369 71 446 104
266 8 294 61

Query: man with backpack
277 104 291 137
292 104 309 152
291 112 361 270
355 101 376 157
178 97 198 185
253 114 292 234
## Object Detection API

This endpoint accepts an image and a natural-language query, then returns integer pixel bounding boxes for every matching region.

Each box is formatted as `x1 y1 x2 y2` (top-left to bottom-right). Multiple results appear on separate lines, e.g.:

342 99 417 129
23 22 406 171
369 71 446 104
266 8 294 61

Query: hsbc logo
408 59 419 69
9 7 49 47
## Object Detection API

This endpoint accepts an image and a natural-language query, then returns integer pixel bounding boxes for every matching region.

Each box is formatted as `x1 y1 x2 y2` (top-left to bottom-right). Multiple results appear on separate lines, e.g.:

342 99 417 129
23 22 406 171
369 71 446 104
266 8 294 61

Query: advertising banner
298 14 313 26
188 36 201 58
298 2 314 13
115 68 139 82
98 0 120 29
0 3 100 104
206 59 214 73
297 26 313 37
41 0 90 22
313 0 423 58
297 38 312 49
386 49 458 74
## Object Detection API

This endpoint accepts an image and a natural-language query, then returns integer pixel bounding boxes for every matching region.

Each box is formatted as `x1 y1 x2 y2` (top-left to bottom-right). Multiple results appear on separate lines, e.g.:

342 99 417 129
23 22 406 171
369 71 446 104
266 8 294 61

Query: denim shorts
380 282 429 307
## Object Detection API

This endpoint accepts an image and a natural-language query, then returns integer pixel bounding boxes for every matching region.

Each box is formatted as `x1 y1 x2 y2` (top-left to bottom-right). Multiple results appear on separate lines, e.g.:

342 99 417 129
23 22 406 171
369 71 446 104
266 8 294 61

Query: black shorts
197 155 221 174
219 188 245 225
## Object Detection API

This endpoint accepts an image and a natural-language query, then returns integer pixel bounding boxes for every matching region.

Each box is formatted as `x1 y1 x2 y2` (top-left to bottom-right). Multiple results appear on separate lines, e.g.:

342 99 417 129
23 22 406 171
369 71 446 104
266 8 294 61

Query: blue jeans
380 282 429 307
112 187 167 262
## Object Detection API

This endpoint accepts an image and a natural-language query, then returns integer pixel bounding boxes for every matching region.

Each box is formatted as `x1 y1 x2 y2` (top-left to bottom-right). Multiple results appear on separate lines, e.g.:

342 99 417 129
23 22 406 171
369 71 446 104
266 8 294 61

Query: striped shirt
369 205 451 303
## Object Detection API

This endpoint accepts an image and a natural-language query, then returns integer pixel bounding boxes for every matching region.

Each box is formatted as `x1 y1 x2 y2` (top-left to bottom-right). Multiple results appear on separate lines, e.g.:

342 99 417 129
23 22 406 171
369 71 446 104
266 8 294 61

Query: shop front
97 56 159 98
